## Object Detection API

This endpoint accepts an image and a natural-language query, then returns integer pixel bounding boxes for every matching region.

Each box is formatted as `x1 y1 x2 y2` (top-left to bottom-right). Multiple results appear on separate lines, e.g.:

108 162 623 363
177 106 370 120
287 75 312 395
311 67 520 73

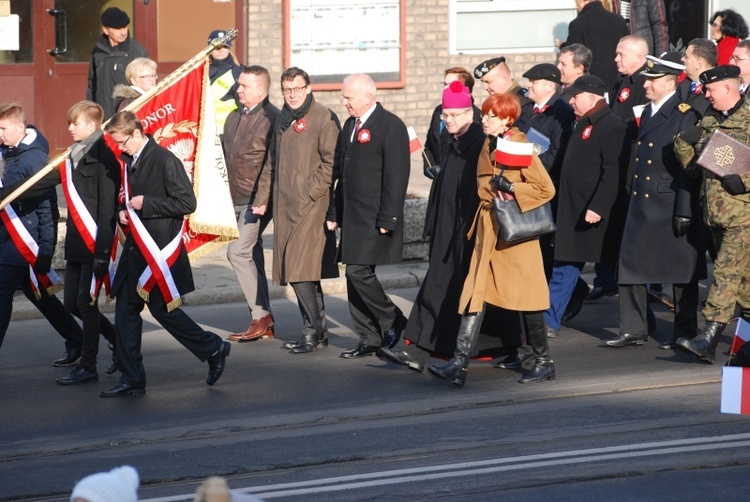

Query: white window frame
450 0 577 55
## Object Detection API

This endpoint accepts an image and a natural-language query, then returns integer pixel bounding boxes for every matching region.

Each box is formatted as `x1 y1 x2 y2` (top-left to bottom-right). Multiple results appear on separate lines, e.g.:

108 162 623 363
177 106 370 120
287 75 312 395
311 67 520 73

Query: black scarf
278 93 314 134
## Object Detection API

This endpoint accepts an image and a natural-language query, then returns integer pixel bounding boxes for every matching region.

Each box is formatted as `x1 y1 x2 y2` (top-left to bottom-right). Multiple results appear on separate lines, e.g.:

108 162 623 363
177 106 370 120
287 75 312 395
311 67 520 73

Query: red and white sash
0 181 63 299
122 160 185 312
59 158 117 303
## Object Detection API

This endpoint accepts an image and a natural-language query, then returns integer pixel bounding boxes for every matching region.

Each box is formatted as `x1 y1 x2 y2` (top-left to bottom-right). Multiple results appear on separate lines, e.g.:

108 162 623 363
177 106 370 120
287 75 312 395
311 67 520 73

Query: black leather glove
678 125 703 145
721 174 747 195
491 175 515 194
93 258 109 279
424 165 441 180
673 216 691 237
33 255 52 274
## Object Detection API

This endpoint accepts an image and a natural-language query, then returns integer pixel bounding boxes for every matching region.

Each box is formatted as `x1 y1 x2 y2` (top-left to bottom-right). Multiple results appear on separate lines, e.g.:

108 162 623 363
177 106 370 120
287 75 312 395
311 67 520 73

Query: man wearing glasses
253 67 340 354
101 111 230 397
422 67 480 179
87 7 148 119
729 40 750 95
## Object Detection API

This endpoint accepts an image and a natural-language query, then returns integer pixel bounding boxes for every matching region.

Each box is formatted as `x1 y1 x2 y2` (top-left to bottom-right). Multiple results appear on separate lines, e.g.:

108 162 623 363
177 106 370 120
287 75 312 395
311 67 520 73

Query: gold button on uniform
645 176 651 181
648 142 654 147
644 194 649 198
647 160 652 164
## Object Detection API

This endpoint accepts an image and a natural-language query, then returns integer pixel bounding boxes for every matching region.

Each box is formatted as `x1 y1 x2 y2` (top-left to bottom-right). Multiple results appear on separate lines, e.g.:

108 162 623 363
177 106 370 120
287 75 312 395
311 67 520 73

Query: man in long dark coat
606 53 705 348
101 111 230 396
379 81 484 372
544 75 630 337
329 74 410 359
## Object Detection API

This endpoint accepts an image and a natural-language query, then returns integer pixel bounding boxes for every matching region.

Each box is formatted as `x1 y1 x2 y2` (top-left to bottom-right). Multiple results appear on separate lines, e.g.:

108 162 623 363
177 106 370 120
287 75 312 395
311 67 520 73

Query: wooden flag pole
0 29 238 211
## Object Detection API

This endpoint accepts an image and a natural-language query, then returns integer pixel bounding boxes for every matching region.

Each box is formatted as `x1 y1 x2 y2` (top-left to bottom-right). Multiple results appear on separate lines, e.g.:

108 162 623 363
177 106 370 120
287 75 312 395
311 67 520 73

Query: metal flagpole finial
210 28 238 50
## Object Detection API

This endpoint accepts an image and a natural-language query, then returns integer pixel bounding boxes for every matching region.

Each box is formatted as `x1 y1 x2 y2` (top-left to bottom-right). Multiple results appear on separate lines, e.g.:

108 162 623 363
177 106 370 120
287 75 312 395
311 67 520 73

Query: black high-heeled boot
428 309 485 387
519 311 556 384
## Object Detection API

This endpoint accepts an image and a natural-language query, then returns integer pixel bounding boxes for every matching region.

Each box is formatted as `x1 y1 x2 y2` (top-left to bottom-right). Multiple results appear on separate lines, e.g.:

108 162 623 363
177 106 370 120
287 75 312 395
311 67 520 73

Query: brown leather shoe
228 315 275 342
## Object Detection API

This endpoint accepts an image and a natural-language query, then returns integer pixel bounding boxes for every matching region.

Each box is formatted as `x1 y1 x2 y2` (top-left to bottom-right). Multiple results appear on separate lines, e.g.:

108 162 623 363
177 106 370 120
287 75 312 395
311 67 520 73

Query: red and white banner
117 58 238 262
59 157 116 302
0 181 63 299
730 319 750 357
407 126 423 154
494 137 533 167
721 366 750 415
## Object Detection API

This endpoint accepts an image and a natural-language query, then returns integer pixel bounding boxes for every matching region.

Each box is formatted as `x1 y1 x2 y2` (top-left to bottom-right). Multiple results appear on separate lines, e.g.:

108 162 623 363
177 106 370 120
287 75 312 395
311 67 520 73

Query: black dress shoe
100 383 146 397
605 333 648 347
56 366 98 385
340 344 380 359
206 341 231 386
290 334 329 354
283 336 329 351
378 348 424 372
658 337 680 350
494 350 534 369
52 348 81 367
585 286 618 302
546 326 559 338
382 313 407 349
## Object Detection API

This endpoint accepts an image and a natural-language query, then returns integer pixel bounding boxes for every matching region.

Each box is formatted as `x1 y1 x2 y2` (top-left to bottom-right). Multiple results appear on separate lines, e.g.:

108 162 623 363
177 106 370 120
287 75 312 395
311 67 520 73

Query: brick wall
245 0 559 157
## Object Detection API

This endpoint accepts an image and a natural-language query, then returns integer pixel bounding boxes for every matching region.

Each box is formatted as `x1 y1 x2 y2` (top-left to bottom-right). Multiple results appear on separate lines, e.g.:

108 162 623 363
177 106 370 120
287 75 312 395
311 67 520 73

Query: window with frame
284 0 405 89
450 0 576 54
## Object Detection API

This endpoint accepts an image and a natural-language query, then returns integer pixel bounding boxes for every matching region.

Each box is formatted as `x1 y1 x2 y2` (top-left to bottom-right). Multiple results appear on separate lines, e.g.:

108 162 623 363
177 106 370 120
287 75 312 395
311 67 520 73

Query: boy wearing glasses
100 111 230 396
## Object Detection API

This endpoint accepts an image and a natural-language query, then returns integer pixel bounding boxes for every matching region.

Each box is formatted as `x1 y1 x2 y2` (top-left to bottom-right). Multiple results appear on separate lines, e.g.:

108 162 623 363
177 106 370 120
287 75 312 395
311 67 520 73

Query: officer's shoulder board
677 103 692 114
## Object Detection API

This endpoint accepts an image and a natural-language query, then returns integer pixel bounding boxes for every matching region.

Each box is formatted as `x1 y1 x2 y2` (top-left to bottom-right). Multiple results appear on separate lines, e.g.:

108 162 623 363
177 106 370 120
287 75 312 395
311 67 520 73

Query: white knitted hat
70 466 140 502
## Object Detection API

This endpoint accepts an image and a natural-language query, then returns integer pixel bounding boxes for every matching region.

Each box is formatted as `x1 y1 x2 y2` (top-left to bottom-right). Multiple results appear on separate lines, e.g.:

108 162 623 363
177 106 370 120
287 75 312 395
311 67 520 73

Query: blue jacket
0 126 56 266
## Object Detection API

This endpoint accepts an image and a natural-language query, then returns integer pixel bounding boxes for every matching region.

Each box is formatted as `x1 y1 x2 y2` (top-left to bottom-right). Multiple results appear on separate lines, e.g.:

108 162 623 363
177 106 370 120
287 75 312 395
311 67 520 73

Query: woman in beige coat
428 93 556 386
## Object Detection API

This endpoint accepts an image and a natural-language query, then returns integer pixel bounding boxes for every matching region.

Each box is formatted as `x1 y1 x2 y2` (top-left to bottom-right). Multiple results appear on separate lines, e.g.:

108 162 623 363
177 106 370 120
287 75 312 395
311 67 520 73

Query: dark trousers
0 264 82 350
345 264 402 346
593 262 618 290
114 281 221 388
619 283 698 338
64 262 116 371
290 281 328 337
544 261 585 330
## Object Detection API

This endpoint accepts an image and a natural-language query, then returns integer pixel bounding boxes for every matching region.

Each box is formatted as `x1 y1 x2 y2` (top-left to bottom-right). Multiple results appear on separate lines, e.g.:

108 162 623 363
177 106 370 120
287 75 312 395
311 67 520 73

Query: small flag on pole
495 137 533 167
730 318 750 356
407 126 423 154
721 366 750 414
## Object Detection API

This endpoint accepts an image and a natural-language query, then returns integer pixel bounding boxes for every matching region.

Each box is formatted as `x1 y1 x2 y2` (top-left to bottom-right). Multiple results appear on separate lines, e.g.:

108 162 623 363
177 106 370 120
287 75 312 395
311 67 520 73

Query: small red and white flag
730 318 750 356
633 104 647 128
721 366 750 415
494 137 533 167
407 126 423 154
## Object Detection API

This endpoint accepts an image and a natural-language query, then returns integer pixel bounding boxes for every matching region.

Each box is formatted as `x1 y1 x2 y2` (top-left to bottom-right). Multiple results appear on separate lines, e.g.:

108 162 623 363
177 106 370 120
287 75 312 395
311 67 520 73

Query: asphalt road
1 286 749 501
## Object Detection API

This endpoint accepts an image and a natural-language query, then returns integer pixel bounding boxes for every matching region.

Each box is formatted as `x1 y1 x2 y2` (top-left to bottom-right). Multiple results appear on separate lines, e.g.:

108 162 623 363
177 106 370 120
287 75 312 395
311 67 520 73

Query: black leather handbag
492 167 556 243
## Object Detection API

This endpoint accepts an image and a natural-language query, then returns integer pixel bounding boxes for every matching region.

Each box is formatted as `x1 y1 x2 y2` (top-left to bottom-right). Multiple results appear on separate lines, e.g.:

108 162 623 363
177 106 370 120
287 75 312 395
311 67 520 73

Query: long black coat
516 94 575 184
564 1 630 89
555 102 630 263
333 104 410 265
64 136 120 263
611 67 649 132
111 138 197 303
406 123 480 354
618 94 706 284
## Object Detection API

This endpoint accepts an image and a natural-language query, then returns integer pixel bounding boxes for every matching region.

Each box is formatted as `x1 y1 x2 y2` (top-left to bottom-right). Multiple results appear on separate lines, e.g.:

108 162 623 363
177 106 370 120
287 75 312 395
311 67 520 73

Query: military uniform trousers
703 226 750 323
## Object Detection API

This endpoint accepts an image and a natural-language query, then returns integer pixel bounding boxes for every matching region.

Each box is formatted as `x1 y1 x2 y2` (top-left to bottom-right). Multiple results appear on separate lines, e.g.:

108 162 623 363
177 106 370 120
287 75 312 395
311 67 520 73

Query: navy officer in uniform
606 52 705 349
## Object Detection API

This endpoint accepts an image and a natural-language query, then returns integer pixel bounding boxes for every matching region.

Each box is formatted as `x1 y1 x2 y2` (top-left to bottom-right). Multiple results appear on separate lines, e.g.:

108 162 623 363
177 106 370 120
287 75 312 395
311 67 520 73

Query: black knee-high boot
518 311 556 384
427 307 485 387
